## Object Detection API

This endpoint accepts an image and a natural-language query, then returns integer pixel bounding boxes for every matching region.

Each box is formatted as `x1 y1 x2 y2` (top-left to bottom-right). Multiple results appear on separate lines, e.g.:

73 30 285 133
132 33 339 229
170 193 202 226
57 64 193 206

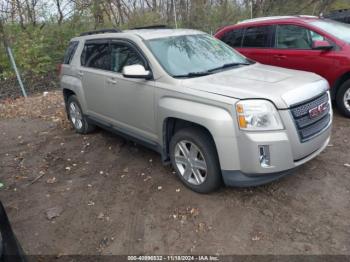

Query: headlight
236 100 283 131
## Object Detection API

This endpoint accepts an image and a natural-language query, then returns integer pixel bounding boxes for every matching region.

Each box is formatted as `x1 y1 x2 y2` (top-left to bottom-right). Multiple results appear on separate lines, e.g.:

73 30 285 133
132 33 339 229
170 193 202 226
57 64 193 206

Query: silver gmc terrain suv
59 27 332 193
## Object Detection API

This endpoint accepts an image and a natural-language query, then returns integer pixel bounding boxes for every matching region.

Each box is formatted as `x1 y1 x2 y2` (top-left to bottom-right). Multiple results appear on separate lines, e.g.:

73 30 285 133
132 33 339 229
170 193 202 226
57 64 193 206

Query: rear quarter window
242 26 273 48
63 41 79 64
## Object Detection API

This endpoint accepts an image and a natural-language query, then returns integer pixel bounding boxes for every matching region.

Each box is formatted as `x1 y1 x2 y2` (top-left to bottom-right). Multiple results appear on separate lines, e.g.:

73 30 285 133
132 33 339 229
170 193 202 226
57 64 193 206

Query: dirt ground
0 91 349 256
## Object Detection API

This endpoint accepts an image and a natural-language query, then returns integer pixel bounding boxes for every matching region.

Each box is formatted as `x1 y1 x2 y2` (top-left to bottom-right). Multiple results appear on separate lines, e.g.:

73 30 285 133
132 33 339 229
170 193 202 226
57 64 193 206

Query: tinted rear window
220 29 244 47
81 42 111 70
242 26 272 48
63 41 79 64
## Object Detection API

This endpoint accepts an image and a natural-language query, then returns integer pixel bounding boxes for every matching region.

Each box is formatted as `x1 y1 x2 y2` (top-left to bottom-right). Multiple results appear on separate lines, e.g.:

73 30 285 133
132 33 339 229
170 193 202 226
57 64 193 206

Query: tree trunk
55 0 64 25
15 0 26 29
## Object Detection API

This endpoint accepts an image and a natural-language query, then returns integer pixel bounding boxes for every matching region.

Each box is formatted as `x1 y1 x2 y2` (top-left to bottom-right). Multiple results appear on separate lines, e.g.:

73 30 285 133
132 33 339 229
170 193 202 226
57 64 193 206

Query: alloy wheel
174 140 207 185
69 102 83 130
344 87 350 112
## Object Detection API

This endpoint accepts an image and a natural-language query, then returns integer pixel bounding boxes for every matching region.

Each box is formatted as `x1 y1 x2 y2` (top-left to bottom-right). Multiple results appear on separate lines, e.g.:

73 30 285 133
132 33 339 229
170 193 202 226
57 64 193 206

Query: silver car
59 27 332 193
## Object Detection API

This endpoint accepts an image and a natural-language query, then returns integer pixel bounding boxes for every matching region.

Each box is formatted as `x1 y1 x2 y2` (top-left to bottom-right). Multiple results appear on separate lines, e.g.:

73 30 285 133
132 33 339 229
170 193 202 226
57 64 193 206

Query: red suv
215 16 350 117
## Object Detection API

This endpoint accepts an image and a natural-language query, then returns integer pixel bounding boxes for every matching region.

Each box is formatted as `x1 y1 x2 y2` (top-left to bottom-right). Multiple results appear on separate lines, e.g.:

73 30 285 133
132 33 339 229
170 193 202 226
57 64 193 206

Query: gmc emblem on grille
309 102 328 119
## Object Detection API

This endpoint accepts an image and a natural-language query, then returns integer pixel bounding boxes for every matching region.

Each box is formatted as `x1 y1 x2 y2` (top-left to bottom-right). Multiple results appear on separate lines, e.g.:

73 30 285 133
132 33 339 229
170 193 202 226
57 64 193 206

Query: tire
67 95 95 134
336 79 350 118
169 127 222 193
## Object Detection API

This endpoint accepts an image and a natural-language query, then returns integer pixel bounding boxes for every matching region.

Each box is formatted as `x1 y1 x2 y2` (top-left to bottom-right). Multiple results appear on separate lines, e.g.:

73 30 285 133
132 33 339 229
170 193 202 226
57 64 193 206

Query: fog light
259 145 270 168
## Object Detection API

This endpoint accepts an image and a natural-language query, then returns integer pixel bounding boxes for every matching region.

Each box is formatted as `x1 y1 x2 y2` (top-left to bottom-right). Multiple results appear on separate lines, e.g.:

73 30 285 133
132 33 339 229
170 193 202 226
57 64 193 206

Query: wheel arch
162 117 217 163
61 74 87 112
158 97 240 171
332 71 350 100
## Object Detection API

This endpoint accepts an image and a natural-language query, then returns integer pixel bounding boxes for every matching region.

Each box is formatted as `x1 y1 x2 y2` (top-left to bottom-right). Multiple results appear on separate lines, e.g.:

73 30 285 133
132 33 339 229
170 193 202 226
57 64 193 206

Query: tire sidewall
170 128 222 193
336 81 350 118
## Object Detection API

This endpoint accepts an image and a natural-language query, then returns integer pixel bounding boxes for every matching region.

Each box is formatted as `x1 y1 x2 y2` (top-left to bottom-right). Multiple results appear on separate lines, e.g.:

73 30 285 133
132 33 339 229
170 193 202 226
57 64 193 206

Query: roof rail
80 28 121 36
238 16 294 24
131 25 171 30
296 15 319 18
238 15 318 24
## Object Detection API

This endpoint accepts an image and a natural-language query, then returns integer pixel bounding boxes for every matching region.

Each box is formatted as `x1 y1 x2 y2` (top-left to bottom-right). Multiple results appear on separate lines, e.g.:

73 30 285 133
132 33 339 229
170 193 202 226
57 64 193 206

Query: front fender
158 97 241 171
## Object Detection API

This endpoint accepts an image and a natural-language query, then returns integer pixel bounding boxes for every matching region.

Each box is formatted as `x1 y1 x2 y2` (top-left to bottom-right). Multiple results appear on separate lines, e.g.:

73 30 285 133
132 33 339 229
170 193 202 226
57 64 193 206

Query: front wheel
336 80 350 118
169 127 222 193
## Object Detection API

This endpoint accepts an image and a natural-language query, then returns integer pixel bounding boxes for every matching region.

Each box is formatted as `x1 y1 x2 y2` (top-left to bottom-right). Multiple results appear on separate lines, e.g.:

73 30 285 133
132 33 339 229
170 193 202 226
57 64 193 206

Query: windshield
311 19 350 43
146 34 251 77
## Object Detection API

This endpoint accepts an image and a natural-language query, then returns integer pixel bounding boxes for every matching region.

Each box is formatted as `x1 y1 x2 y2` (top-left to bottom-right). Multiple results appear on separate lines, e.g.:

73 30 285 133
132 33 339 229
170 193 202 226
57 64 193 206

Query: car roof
215 15 323 36
124 28 203 40
72 28 204 41
237 15 320 25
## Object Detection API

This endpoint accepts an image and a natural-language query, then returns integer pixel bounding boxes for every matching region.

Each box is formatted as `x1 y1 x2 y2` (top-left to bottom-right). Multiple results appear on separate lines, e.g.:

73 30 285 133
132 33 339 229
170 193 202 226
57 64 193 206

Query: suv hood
181 63 329 109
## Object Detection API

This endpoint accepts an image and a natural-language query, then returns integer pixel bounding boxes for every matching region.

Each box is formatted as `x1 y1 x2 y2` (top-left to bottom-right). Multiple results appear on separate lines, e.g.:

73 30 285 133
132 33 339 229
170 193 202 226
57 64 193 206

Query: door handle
77 71 84 77
107 78 117 85
273 54 287 60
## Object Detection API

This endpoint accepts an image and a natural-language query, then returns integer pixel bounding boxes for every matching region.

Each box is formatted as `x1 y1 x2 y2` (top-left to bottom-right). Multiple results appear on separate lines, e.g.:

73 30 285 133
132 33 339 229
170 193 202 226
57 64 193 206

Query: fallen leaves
143 176 152 182
172 207 200 223
0 91 70 128
46 177 57 184
251 232 264 241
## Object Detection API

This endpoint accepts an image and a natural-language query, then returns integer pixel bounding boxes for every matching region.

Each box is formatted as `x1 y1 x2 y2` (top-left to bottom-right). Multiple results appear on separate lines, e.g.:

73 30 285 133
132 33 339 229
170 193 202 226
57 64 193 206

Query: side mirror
122 64 152 79
312 40 333 51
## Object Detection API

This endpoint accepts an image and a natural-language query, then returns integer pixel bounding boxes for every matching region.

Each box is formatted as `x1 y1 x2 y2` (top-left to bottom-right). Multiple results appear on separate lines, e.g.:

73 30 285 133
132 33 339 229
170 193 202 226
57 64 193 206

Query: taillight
57 64 63 77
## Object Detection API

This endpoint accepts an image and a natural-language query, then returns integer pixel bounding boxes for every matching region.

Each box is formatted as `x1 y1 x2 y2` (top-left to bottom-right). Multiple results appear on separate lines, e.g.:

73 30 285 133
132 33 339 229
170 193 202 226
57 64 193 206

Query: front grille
290 92 331 142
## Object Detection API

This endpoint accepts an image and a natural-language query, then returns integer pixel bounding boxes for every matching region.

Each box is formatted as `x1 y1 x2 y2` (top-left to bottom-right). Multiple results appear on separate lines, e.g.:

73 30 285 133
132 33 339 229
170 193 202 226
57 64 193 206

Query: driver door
269 24 336 81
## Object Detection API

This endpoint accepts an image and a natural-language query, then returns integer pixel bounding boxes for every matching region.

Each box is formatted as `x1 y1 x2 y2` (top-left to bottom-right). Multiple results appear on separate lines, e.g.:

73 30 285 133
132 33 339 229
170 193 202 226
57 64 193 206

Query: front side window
81 42 110 70
220 29 244 48
146 34 251 77
275 25 325 49
111 43 145 73
242 26 272 48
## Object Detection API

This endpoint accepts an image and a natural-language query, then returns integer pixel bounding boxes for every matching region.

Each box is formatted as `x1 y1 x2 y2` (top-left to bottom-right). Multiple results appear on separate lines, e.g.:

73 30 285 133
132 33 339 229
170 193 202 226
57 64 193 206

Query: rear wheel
169 127 222 193
67 95 95 134
336 80 350 118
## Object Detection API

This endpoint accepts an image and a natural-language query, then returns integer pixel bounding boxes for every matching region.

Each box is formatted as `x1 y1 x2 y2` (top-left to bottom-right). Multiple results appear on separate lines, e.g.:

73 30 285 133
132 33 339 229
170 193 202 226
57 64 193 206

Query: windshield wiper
173 71 213 78
173 61 253 78
208 62 252 72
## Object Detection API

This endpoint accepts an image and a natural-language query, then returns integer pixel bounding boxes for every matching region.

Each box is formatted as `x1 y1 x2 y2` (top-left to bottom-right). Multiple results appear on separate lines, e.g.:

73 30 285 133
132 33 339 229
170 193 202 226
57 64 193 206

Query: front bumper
222 169 296 187
222 134 330 187
222 121 331 187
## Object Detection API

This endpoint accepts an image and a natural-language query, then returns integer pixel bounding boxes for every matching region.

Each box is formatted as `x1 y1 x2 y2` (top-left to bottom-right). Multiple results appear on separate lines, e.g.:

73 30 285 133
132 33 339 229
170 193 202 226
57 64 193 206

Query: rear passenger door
237 25 274 64
79 39 111 117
